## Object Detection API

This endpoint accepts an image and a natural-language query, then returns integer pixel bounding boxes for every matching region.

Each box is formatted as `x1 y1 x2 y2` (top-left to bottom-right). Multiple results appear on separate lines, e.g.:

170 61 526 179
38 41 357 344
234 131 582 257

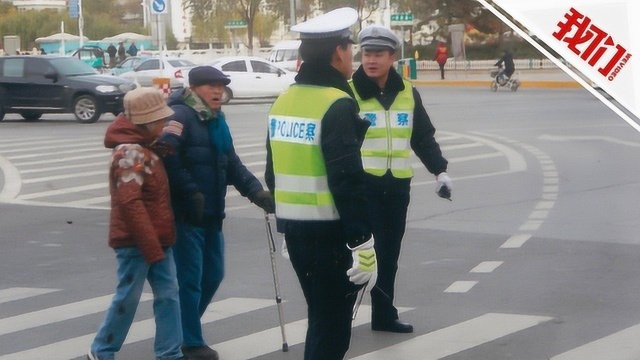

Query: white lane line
19 162 102 174
0 297 273 360
543 193 558 200
13 153 109 167
529 210 550 220
500 234 532 249
544 177 559 185
61 196 111 207
0 137 103 149
22 170 108 184
440 143 485 151
0 155 21 201
216 306 412 360
535 201 556 210
470 261 503 273
0 293 152 337
5 147 106 161
444 281 478 293
16 183 108 200
543 185 559 193
350 313 553 360
519 221 543 231
443 132 527 172
0 136 55 145
0 288 60 305
0 141 102 155
551 323 640 360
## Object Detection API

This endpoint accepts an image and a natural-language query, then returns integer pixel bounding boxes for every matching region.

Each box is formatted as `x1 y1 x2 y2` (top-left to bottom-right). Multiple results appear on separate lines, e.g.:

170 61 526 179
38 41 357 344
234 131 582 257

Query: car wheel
222 88 232 104
0 102 5 122
73 95 101 124
20 111 42 121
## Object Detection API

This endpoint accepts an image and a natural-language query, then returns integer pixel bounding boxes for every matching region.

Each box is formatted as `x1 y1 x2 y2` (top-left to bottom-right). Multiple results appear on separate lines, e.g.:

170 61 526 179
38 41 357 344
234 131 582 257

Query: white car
206 56 296 103
118 57 196 91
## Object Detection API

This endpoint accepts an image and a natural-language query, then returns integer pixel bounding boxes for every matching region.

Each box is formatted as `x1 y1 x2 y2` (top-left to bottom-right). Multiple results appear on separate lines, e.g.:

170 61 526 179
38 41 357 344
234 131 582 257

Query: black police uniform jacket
265 61 373 247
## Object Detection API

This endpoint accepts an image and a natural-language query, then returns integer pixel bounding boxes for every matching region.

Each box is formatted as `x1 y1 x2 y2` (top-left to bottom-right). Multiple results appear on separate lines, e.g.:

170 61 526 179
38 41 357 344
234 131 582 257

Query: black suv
0 55 136 123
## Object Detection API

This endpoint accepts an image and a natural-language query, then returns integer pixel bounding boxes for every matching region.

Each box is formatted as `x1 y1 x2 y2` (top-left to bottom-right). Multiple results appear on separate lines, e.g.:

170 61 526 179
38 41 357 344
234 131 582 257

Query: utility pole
289 0 296 28
78 0 84 48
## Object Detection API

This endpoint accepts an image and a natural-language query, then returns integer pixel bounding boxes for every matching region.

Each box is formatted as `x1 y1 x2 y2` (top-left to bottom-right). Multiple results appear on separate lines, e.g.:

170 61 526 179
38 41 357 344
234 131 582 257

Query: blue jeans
173 221 224 346
91 247 183 360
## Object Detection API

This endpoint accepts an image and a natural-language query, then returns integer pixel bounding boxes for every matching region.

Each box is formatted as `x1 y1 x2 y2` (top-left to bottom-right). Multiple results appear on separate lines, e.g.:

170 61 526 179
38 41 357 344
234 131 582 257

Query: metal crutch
264 212 289 352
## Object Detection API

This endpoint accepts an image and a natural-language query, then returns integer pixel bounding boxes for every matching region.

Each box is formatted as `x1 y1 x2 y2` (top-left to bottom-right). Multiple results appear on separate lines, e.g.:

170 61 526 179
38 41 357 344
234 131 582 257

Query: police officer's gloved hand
435 172 453 200
250 190 275 214
187 191 205 226
346 237 378 285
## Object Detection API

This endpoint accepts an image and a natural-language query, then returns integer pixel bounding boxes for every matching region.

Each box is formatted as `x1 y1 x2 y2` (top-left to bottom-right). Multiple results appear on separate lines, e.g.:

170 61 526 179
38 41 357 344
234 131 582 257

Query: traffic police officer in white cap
265 7 378 360
349 25 452 334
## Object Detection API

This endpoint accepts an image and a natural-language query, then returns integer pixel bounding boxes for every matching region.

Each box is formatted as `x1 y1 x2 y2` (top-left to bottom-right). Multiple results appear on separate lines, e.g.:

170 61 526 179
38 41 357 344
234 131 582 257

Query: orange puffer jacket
104 114 175 264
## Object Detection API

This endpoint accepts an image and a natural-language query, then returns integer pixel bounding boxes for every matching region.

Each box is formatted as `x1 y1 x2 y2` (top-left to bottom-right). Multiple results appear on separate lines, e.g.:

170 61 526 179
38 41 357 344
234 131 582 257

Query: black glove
250 190 275 214
187 192 205 226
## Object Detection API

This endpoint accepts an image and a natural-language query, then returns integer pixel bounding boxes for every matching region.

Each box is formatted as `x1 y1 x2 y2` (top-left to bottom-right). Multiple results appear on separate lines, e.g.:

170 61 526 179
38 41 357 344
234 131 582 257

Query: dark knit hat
188 66 230 86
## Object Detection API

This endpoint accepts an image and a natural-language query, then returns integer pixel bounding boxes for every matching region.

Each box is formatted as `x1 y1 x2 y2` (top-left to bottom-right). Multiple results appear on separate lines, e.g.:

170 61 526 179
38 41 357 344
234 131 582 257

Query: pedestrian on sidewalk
433 41 448 80
350 25 453 334
88 87 183 360
265 7 377 360
160 66 274 360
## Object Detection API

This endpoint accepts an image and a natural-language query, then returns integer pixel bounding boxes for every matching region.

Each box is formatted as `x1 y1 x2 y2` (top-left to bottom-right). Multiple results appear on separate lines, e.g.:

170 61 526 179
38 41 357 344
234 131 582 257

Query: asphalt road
1 85 640 360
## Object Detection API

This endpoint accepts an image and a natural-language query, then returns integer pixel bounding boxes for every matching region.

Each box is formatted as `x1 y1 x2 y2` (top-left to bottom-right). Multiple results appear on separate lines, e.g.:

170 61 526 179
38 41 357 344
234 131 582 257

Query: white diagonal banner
477 0 639 125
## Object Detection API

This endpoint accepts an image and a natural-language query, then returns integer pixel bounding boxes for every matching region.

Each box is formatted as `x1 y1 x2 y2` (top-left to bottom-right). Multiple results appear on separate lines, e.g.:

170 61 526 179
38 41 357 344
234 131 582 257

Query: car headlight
118 83 136 93
95 85 119 93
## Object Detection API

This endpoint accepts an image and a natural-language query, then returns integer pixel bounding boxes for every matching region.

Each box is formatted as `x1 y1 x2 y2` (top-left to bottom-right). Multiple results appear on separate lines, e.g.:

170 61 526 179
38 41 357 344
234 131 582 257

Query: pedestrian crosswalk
0 131 526 211
2 287 640 359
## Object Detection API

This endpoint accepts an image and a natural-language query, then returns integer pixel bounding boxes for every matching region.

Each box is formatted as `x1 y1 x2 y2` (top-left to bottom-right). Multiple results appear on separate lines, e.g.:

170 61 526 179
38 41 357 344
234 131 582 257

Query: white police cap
291 7 358 40
358 25 400 50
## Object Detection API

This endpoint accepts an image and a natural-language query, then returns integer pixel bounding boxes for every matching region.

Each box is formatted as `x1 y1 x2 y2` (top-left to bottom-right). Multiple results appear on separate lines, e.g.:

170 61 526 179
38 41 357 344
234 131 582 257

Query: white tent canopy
101 32 151 43
35 32 89 43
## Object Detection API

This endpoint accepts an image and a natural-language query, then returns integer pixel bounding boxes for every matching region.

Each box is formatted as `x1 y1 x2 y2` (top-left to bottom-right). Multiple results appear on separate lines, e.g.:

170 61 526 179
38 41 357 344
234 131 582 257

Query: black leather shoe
371 319 414 333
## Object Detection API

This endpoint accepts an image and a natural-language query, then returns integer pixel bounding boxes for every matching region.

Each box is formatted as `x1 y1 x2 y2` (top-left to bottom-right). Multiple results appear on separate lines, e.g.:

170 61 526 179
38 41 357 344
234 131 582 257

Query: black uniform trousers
366 171 412 324
285 221 360 360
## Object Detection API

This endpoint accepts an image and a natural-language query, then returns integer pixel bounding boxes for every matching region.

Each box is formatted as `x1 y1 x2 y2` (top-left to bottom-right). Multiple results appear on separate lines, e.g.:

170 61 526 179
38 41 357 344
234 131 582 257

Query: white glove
346 238 378 285
435 172 453 200
280 234 289 260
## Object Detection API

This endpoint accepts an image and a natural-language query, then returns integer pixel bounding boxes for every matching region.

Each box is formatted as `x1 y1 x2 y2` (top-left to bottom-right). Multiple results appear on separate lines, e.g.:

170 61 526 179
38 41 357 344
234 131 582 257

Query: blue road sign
69 0 78 18
151 0 167 14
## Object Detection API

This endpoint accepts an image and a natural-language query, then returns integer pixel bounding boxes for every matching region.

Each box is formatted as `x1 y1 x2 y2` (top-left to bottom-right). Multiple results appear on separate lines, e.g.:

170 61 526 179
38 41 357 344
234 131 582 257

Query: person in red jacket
88 88 184 360
433 41 448 80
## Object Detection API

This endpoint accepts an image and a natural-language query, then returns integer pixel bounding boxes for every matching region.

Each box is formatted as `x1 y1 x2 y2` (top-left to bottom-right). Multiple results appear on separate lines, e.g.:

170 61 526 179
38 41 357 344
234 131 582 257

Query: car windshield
49 58 97 76
168 59 196 68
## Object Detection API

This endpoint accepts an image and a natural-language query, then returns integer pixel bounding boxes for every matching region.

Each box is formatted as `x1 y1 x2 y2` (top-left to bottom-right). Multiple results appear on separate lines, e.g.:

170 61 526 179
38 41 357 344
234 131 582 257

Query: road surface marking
470 261 503 273
12 153 109 167
551 323 640 360
0 293 152 336
444 281 477 293
350 313 553 359
216 306 411 360
519 220 543 231
16 183 108 201
22 170 108 184
539 134 640 147
0 298 274 360
0 287 59 305
500 234 532 248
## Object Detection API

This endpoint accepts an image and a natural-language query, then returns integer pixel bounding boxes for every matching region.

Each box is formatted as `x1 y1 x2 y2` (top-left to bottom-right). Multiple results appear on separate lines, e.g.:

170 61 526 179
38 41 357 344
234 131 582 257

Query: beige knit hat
123 87 174 125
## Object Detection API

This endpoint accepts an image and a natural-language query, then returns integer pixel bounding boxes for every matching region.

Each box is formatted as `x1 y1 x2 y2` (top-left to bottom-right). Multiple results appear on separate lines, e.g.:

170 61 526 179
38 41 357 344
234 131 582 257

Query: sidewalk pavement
411 68 584 88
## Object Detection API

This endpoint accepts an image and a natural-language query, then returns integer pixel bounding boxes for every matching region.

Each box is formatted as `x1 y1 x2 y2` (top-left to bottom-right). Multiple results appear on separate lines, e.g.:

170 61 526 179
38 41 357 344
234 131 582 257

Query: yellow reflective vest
349 79 415 178
268 85 350 221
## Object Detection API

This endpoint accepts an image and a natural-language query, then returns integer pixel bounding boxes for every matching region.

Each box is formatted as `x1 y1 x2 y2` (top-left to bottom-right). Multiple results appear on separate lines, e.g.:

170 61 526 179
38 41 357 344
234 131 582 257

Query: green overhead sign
224 20 248 29
391 13 413 26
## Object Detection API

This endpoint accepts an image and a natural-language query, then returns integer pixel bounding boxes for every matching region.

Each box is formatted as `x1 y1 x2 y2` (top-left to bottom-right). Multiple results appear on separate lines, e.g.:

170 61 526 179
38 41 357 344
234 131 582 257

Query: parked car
70 45 108 73
0 56 136 123
109 56 150 76
206 56 296 103
117 57 196 91
267 40 301 72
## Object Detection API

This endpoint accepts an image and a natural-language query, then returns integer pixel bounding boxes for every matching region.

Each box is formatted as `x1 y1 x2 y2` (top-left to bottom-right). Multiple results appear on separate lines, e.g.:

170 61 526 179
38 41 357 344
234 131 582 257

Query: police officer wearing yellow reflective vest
264 8 377 360
350 25 452 334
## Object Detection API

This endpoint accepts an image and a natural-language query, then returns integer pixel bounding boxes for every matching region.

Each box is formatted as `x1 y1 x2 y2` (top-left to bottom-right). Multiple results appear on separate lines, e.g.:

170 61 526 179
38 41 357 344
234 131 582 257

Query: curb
410 79 582 89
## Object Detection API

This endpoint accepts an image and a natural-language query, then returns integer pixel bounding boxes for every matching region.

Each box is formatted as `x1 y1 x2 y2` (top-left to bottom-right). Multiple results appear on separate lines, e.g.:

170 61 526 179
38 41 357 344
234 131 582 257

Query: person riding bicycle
494 49 514 85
